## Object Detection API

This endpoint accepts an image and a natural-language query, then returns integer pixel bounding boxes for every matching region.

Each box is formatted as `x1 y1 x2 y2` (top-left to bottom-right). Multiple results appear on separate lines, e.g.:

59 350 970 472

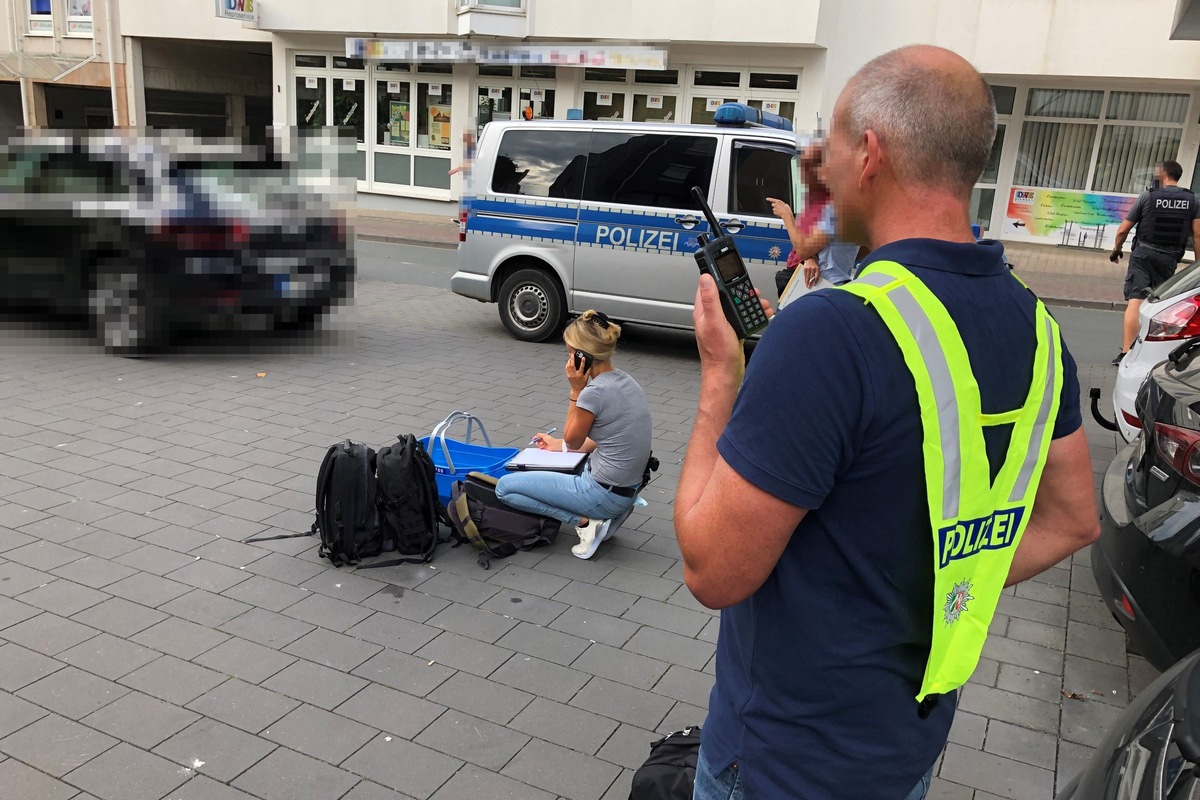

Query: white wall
116 0 270 41
529 0 820 44
256 0 452 36
817 0 1200 120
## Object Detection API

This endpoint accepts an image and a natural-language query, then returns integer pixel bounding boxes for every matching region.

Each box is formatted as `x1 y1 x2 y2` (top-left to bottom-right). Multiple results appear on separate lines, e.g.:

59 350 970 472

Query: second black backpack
360 434 445 568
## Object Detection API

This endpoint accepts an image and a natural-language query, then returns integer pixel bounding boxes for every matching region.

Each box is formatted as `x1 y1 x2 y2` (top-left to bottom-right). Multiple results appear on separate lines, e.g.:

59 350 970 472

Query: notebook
505 448 588 473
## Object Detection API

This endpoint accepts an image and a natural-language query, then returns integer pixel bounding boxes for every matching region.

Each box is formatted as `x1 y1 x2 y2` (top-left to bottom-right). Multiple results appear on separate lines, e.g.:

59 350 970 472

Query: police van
450 104 801 341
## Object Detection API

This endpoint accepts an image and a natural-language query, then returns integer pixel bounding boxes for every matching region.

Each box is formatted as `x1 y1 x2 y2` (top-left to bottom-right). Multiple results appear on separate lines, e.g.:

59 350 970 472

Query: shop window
519 87 555 120
332 56 365 70
333 78 365 144
583 91 625 121
748 99 795 124
295 54 327 68
295 76 326 129
1092 125 1182 194
418 82 453 150
690 96 738 126
418 63 453 75
66 0 92 35
377 62 411 72
990 85 1016 116
632 93 676 123
1106 91 1189 124
694 70 740 88
1014 120 1095 190
491 129 589 198
980 125 1005 184
520 65 556 80
459 0 524 8
479 65 514 78
477 85 514 133
729 142 794 217
377 81 411 147
748 72 798 91
583 132 717 210
634 69 679 86
28 0 52 33
1026 88 1102 119
584 68 627 84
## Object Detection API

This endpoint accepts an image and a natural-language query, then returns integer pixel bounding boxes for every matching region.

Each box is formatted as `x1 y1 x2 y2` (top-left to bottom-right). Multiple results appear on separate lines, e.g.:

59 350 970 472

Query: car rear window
491 130 589 199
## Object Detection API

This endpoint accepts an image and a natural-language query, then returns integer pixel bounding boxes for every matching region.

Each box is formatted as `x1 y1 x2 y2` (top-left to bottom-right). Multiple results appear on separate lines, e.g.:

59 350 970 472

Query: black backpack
358 435 448 569
303 440 380 567
446 472 559 569
629 727 701 800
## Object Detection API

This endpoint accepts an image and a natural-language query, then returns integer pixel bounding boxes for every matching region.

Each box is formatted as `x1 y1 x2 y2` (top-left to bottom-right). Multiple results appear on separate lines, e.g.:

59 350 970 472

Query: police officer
1109 160 1200 365
676 45 1099 800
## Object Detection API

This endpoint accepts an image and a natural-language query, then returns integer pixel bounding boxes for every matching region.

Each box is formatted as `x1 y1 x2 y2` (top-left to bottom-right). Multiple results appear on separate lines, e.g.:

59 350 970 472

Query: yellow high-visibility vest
839 261 1063 701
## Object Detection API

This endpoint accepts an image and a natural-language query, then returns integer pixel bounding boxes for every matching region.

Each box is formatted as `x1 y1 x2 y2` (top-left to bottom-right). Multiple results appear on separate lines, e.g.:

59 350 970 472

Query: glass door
970 123 1006 234
477 85 515 135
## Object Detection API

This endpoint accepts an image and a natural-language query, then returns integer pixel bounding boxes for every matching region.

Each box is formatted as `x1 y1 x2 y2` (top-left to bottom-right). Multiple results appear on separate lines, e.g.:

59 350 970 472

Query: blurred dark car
1056 647 1199 798
0 133 354 355
1095 344 1200 671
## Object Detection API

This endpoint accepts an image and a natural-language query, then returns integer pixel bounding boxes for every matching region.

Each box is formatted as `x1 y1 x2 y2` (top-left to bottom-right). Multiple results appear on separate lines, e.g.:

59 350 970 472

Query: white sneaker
572 518 611 559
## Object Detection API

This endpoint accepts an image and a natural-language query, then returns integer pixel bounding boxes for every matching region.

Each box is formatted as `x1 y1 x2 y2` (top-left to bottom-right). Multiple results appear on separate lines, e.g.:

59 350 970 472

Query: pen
531 427 558 445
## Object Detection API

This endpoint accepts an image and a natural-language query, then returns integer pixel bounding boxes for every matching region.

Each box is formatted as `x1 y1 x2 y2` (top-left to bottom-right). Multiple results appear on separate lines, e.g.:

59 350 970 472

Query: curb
1042 296 1122 312
356 233 458 250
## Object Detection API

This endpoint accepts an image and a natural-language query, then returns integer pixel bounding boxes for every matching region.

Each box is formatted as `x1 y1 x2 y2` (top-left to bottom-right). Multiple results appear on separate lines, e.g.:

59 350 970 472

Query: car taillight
1153 422 1200 485
1121 410 1141 428
1146 295 1200 341
1119 593 1135 619
155 221 250 251
458 209 468 243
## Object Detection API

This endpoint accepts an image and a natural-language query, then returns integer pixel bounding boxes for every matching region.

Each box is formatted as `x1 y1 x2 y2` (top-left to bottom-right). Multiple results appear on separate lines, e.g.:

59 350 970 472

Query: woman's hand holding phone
565 353 590 394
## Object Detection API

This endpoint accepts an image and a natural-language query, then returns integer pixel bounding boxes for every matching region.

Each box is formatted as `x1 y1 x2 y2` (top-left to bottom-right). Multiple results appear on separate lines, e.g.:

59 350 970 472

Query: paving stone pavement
0 280 1150 800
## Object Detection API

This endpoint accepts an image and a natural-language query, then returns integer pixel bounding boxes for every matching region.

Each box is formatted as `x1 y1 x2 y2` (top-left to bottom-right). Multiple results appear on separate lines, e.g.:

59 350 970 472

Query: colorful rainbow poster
1005 188 1136 247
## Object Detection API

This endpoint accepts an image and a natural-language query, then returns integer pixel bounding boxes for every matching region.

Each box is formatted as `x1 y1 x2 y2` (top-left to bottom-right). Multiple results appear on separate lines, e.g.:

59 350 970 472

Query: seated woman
496 310 652 560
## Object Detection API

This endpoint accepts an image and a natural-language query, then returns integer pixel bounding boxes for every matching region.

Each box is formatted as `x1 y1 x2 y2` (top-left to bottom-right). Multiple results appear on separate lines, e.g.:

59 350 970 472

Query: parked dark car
1095 344 1200 671
0 133 354 355
1056 647 1199 798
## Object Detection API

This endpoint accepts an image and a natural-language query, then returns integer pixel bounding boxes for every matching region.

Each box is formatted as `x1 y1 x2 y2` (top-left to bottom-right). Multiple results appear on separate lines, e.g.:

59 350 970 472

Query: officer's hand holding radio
693 276 774 377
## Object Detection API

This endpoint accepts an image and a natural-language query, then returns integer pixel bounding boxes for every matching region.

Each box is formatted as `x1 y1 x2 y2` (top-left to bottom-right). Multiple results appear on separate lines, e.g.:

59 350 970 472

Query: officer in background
1109 160 1200 365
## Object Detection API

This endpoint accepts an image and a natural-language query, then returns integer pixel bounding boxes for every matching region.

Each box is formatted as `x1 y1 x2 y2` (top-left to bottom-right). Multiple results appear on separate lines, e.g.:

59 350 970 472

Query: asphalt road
356 238 1125 373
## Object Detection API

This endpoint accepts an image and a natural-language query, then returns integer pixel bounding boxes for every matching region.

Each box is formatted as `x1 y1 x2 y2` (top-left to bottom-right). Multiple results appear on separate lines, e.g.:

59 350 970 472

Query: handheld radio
690 186 769 339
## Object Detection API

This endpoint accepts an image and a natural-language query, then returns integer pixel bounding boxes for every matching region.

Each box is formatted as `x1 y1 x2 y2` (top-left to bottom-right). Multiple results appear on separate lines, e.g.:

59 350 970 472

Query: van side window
729 142 795 217
582 133 716 210
491 130 589 199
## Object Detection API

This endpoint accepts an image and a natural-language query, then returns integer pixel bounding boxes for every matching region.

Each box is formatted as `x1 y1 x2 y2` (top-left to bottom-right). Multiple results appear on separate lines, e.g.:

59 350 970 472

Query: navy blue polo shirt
706 238 1081 799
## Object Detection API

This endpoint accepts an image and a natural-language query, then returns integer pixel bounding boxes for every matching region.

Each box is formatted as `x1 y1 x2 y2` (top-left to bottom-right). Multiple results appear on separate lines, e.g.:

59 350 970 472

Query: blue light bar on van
712 102 794 131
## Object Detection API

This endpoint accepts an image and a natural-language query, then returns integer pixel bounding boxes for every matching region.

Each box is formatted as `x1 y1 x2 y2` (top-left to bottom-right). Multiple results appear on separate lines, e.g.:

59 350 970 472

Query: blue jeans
692 747 933 800
495 465 634 527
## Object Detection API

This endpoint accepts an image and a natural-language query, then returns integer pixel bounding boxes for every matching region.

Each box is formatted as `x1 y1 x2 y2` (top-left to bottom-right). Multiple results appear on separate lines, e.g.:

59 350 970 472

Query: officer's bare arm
676 455 807 610
1192 218 1200 252
1111 220 1134 255
1005 428 1100 586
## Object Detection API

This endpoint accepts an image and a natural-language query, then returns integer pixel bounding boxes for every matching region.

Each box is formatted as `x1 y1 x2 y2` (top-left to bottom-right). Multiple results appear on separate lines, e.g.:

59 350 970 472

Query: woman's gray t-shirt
575 370 653 488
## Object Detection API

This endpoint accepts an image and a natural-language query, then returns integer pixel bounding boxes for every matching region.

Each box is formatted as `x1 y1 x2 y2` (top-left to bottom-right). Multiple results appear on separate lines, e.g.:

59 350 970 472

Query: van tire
498 268 566 342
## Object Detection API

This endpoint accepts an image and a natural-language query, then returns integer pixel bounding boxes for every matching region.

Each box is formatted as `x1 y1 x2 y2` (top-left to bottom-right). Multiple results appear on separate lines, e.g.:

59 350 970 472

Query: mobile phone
689 186 769 338
573 350 594 373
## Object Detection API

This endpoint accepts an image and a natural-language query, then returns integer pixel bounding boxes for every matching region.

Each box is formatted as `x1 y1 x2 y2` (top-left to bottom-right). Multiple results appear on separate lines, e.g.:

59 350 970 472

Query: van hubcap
509 283 548 329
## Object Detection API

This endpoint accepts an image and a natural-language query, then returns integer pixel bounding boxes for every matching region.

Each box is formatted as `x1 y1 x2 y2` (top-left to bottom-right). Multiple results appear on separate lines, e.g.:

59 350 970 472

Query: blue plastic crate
421 412 518 507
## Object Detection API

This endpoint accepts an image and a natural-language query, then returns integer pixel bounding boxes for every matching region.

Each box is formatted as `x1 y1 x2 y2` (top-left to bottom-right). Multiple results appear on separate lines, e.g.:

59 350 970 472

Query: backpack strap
244 442 339 545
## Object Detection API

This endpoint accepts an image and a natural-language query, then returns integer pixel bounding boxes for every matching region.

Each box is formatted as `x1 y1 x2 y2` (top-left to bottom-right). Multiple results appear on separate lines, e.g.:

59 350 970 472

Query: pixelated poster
1006 188 1136 246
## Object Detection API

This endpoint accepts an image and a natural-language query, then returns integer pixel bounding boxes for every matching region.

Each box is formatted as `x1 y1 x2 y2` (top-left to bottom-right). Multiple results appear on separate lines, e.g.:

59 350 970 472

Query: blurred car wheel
88 259 167 357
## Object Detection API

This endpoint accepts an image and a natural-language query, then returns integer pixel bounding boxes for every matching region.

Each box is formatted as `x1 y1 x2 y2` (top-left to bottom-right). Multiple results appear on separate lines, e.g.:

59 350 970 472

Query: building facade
11 0 1200 249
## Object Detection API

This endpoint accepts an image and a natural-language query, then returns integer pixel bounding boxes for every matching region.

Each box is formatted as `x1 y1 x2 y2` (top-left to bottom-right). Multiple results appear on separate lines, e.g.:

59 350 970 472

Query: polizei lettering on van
595 225 680 252
936 507 1026 569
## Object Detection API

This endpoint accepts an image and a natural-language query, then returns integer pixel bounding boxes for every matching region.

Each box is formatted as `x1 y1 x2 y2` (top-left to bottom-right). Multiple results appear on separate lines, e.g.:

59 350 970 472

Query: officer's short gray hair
846 48 996 195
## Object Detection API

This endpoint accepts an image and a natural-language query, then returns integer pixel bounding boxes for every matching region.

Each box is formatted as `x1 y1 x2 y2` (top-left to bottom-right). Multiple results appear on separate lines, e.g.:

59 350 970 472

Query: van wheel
87 258 168 357
498 268 566 342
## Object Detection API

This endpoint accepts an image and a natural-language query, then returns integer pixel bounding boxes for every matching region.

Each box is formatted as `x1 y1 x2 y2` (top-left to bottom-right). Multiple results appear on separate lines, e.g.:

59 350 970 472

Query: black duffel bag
630 727 702 800
446 472 559 569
